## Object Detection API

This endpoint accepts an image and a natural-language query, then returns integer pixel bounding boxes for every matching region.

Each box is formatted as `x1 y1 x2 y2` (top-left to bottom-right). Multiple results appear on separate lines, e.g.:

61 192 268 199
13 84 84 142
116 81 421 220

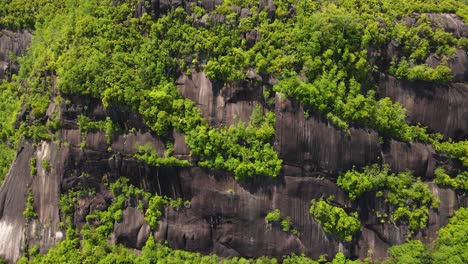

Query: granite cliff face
0 6 467 264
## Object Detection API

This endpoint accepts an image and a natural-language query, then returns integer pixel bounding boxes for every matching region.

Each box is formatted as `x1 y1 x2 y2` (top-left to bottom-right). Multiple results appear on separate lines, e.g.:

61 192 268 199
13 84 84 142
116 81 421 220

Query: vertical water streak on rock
0 143 34 262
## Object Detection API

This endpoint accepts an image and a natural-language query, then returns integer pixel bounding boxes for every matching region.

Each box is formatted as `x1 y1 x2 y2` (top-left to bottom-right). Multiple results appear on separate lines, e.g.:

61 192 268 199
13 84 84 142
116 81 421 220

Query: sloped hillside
0 0 467 263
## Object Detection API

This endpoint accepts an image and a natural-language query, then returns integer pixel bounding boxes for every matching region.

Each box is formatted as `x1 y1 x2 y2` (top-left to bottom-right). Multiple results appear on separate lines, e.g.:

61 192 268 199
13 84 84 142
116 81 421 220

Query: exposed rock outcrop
379 75 468 141
0 11 468 264
0 30 31 80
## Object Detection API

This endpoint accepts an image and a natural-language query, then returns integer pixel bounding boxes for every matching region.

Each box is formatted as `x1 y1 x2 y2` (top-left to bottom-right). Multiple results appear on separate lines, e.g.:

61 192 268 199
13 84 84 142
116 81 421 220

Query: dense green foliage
1 0 467 180
434 167 468 192
384 208 468 264
26 204 468 263
77 115 117 145
432 207 468 263
186 106 281 179
9 0 282 180
20 235 367 264
23 191 37 220
21 177 367 263
434 140 468 167
385 240 431 264
0 0 48 30
0 80 21 184
2 0 468 262
309 197 361 242
134 144 191 168
29 157 36 177
201 0 465 141
337 164 439 230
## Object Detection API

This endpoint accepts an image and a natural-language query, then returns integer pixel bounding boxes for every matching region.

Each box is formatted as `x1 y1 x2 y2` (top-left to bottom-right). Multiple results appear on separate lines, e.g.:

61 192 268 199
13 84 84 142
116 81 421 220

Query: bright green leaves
309 197 360 242
432 207 468 264
0 0 55 30
15 0 282 182
265 209 281 223
274 72 427 141
0 80 21 184
372 97 411 140
186 107 281 180
387 14 456 83
434 140 468 167
136 84 196 137
85 177 183 240
265 209 299 235
23 191 38 220
434 167 468 192
337 164 439 231
77 115 117 145
337 164 387 200
134 144 191 168
145 195 167 229
386 240 431 264
390 60 453 82
57 46 107 97
386 208 468 264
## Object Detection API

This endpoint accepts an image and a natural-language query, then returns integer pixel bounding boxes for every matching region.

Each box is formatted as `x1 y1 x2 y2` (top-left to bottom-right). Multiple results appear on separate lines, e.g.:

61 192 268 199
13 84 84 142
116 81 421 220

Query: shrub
338 164 439 231
309 197 361 242
23 192 38 220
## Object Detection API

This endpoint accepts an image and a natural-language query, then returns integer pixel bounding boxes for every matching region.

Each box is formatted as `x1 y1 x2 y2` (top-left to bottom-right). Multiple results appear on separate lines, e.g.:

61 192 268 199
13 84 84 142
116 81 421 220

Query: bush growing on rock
338 164 439 231
309 197 361 242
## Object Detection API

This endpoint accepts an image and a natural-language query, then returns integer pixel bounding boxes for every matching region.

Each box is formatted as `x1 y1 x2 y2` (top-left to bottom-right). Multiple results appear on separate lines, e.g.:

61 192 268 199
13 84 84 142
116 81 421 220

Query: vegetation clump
30 158 36 177
385 208 468 264
337 164 439 231
265 209 299 236
23 191 37 220
309 197 361 242
434 167 468 192
2 0 468 262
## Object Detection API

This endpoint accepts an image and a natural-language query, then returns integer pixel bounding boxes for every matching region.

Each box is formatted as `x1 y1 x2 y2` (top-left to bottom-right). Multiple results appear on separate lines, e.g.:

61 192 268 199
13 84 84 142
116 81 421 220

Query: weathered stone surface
275 94 381 175
30 142 68 253
259 0 276 19
426 48 468 82
0 30 31 80
356 183 468 258
111 132 166 156
177 71 218 125
383 140 436 178
200 0 223 12
114 207 150 249
426 13 468 38
161 168 351 259
1 12 468 264
379 75 468 140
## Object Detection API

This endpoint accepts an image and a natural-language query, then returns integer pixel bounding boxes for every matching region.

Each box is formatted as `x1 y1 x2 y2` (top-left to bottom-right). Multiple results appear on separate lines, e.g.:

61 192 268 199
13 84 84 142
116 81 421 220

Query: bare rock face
113 207 150 249
1 12 468 264
275 94 381 176
379 75 468 140
0 30 31 79
177 71 264 127
426 48 468 83
383 140 436 179
0 144 34 262
426 13 468 38
30 142 68 253
0 141 72 262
